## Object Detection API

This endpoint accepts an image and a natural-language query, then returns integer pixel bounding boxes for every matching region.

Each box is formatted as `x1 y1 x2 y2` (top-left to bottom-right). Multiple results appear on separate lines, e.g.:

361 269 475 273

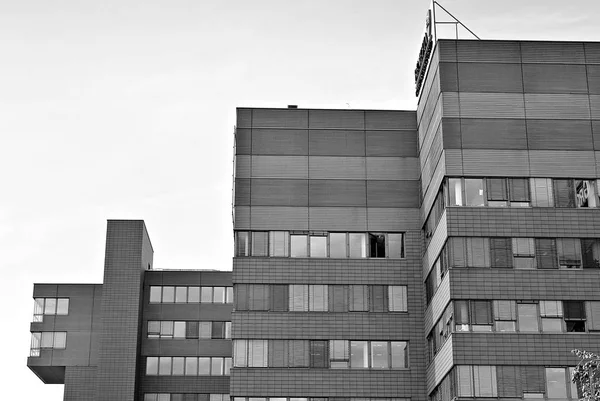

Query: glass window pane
53 332 66 349
225 322 231 339
44 298 57 315
174 322 186 338
390 341 407 368
30 332 41 351
518 304 539 332
213 287 225 303
161 321 174 337
269 231 289 257
329 233 347 258
531 178 554 207
235 231 250 256
465 179 484 206
157 395 169 401
554 179 575 208
474 366 497 397
457 365 474 397
541 318 563 332
558 239 582 269
370 341 389 369
185 357 198 376
172 357 185 375
199 322 212 339
175 287 187 303
146 357 159 375
188 287 200 303
33 298 44 322
330 340 349 360
198 357 211 374
310 236 327 257
349 233 367 258
309 285 328 312
201 287 213 303
546 368 567 399
41 332 53 348
211 358 224 375
576 180 597 207
369 233 386 258
290 235 308 257
448 178 463 206
162 286 174 303
158 357 172 375
350 341 368 368
144 394 158 401
389 286 407 312
252 232 268 256
56 299 69 315
149 286 162 303
224 357 232 375
495 321 516 332
388 234 404 258
289 285 308 311
226 287 234 303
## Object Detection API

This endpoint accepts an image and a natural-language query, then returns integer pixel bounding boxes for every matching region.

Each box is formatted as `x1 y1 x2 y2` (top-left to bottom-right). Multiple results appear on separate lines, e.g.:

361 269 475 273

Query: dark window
186 322 199 339
535 238 558 269
369 285 388 312
270 285 289 312
486 178 508 206
212 322 224 339
582 239 600 268
554 179 575 208
369 233 386 258
509 178 530 202
490 238 513 268
310 340 329 368
564 301 586 332
328 285 349 312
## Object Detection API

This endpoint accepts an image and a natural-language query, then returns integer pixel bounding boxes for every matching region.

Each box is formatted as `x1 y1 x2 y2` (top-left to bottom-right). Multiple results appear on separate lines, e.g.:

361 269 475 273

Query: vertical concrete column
94 220 153 401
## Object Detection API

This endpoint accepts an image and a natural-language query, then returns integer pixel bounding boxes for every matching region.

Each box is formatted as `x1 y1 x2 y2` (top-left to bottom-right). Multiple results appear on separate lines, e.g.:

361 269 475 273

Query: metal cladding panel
588 65 600 94
441 92 460 118
418 62 441 128
421 159 446 223
523 64 589 93
367 208 421 230
585 42 600 64
419 74 442 143
235 178 250 206
235 155 251 178
461 119 528 149
237 109 252 128
426 337 454 394
308 207 367 230
252 108 308 128
591 95 600 119
444 149 463 175
521 41 586 64
366 180 420 208
424 275 450 334
423 212 448 278
366 131 418 157
462 149 530 176
420 96 443 158
437 40 458 62
309 180 366 207
594 121 600 150
251 156 308 178
364 110 417 130
528 150 596 177
308 109 365 129
252 129 309 155
439 62 458 92
309 130 365 156
251 179 309 206
309 156 366 179
251 206 309 230
596 151 600 177
526 120 594 150
366 157 419 180
64 367 97 401
524 94 591 119
457 63 524 93
458 93 526 119
456 40 521 63
441 118 461 149
235 128 251 155
234 206 250 229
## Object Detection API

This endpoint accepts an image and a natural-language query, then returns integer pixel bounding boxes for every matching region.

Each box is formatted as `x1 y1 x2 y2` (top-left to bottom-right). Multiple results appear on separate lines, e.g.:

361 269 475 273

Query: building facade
28 39 600 401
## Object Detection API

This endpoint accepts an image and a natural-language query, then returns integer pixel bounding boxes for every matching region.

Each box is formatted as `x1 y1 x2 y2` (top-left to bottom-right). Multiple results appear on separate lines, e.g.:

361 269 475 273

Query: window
517 303 539 332
149 286 233 304
32 298 69 322
233 340 268 367
536 239 558 269
531 178 554 207
564 301 586 332
349 233 367 258
235 231 250 256
252 232 268 256
289 285 328 312
330 340 349 369
269 231 289 257
546 368 568 399
465 179 485 206
582 239 600 268
388 233 405 258
557 239 582 269
30 332 67 356
162 286 174 303
290 234 308 257
486 178 508 207
188 287 200 303
388 286 408 312
512 238 536 269
369 233 386 258
554 179 576 208
457 365 497 397
329 233 347 258
576 180 598 208
454 300 492 332
540 301 563 332
147 357 231 376
448 178 463 206
148 321 232 339
493 300 516 332
447 238 490 268
310 235 327 257
175 287 187 303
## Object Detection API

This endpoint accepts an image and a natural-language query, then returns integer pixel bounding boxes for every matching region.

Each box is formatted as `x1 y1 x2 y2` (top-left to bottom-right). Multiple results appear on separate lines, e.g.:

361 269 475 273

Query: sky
2 0 600 399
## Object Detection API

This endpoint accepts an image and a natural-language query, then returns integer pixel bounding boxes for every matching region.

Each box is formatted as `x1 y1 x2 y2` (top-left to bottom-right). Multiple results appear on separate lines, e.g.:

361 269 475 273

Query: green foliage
573 349 600 401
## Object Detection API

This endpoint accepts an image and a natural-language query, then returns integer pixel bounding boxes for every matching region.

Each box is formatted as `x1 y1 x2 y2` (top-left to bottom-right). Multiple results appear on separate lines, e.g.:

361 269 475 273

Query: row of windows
426 237 600 304
146 357 232 376
428 300 600 363
32 298 69 322
144 395 229 401
431 365 578 400
235 231 405 259
30 332 67 357
147 321 231 339
232 399 409 401
235 284 407 313
233 339 408 369
149 286 233 304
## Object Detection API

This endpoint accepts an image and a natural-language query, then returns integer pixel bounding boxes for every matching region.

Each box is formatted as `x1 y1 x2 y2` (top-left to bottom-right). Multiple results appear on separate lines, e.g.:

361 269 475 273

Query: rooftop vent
287 105 298 109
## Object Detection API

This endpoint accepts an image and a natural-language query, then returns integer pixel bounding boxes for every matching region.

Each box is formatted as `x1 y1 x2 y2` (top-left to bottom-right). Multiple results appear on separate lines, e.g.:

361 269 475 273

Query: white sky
2 0 600 399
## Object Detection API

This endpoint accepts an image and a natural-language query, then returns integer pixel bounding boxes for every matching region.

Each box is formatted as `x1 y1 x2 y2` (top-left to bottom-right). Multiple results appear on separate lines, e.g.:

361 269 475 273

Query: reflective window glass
349 233 367 258
329 233 347 258
269 231 289 257
149 287 161 303
160 321 173 337
388 234 404 258
235 231 250 256
173 322 185 338
290 235 308 257
213 287 225 303
225 322 231 339
33 298 44 322
188 287 200 303
158 357 171 375
185 357 197 376
198 357 211 374
541 318 563 332
495 321 516 332
201 287 213 303
350 341 368 368
162 287 174 303
518 304 539 332
252 232 268 256
199 322 211 339
576 180 597 207
310 236 327 257
146 357 159 375
56 299 69 315
211 357 224 375
531 178 554 207
226 287 234 303
448 178 463 206
391 342 408 368
370 342 389 368
464 179 484 206
389 286 408 312
172 357 184 375
224 357 232 375
175 287 187 303
44 298 56 315
546 368 567 399
53 332 66 349
41 332 53 348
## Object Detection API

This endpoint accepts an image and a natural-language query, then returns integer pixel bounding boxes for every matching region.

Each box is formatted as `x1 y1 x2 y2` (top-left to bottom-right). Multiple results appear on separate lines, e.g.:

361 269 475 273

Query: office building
28 38 600 401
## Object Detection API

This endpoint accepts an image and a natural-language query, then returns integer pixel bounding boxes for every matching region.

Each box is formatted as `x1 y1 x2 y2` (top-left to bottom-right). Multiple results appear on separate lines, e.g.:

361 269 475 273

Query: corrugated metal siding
366 208 421 230
524 94 590 119
308 130 365 156
364 110 417 130
251 179 309 206
462 149 530 176
456 40 521 63
458 93 526 118
252 109 308 128
237 109 252 128
235 155 251 179
233 206 250 230
309 180 367 207
308 110 365 129
420 97 443 163
458 63 524 93
419 76 443 146
235 128 251 155
444 149 463 175
596 151 600 177
591 95 600 119
366 131 418 157
421 160 446 224
523 63 588 93
418 64 441 129
366 180 420 208
309 156 366 179
521 42 586 64
529 150 596 177
461 119 527 149
426 337 454 394
526 120 593 150
424 275 450 334
421 125 443 189
366 157 419 180
585 42 600 64
235 178 251 206
588 65 600 94
442 92 460 117
439 62 458 92
594 121 600 150
441 118 461 149
308 207 367 231
252 129 308 155
437 40 457 62
251 156 308 179
251 207 309 230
